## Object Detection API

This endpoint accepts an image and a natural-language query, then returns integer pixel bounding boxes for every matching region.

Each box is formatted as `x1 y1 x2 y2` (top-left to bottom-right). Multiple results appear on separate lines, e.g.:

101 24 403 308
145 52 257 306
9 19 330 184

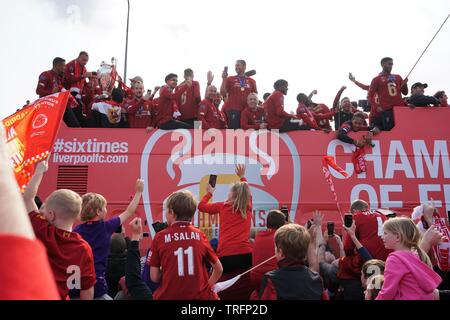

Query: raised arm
125 218 153 300
118 179 144 224
333 86 346 110
23 159 49 214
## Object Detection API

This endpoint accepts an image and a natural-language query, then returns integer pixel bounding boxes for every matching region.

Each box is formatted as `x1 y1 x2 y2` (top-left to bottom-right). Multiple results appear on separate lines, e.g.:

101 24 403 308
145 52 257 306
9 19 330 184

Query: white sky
1 0 449 120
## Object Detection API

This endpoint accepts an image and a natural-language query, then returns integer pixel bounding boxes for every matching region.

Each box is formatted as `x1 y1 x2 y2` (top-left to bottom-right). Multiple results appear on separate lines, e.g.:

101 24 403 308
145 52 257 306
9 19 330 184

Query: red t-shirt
368 73 406 110
251 229 278 290
198 178 253 257
36 70 63 98
29 211 96 299
149 221 219 300
222 76 257 113
198 98 227 129
296 102 320 130
263 91 294 129
338 210 391 279
124 96 153 128
0 235 59 300
240 107 265 130
311 104 335 130
153 85 187 127
176 81 201 120
63 59 87 92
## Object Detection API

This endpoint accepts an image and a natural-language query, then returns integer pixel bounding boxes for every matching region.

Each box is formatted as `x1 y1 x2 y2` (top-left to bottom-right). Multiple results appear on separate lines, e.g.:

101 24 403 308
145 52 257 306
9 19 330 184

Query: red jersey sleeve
36 72 53 97
0 235 59 299
368 77 379 106
194 82 201 105
149 234 161 267
275 95 293 119
354 81 370 91
198 193 224 214
250 78 258 94
80 244 96 290
64 63 84 87
198 103 210 130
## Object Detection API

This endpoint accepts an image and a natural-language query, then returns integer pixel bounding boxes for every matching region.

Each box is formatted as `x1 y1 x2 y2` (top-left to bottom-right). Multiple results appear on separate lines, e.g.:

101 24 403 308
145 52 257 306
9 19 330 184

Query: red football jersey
63 59 87 92
240 107 265 130
368 73 406 110
124 96 153 128
153 85 186 127
150 221 219 300
36 70 63 98
311 104 335 130
251 229 278 290
29 211 96 299
198 98 227 129
176 81 201 120
198 178 253 257
296 102 320 130
222 76 257 113
263 91 293 129
344 210 391 261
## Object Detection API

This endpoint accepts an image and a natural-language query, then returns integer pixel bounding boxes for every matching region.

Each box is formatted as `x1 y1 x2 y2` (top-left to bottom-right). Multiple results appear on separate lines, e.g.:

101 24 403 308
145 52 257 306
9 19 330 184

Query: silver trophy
97 57 118 98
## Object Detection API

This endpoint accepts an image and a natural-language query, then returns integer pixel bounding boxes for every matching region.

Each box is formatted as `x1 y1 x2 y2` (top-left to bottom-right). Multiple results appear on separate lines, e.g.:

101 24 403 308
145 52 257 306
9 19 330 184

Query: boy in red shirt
23 159 96 300
250 210 286 292
241 93 267 130
150 190 223 300
368 57 408 130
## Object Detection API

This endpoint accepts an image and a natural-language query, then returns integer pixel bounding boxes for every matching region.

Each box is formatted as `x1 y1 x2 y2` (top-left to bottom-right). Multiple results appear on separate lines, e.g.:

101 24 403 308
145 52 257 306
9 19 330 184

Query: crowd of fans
0 118 449 299
34 52 448 144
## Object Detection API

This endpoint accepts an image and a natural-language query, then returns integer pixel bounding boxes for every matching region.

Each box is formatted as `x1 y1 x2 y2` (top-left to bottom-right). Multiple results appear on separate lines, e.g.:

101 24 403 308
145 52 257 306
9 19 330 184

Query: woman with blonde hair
376 217 442 300
198 164 253 298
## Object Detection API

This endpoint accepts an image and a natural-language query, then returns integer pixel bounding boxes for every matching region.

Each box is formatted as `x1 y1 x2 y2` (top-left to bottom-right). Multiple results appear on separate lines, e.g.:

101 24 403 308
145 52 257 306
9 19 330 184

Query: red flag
2 92 70 191
322 156 349 215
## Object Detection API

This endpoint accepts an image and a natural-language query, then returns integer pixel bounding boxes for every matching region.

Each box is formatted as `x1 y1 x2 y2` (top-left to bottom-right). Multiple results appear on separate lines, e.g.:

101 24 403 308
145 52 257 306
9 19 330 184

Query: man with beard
240 93 267 130
124 82 159 129
333 86 356 130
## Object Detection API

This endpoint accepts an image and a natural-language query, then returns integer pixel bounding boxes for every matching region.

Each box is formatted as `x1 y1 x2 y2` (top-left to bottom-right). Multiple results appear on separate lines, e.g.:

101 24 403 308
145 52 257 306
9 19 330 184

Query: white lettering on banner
52 153 128 165
350 184 379 209
53 138 129 153
413 140 450 178
328 139 450 180
380 185 403 208
419 184 443 208
327 140 354 179
385 140 415 179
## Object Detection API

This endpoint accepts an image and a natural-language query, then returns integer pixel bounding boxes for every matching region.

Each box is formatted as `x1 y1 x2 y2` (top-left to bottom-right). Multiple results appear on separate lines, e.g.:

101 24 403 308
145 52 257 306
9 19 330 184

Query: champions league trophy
97 57 118 98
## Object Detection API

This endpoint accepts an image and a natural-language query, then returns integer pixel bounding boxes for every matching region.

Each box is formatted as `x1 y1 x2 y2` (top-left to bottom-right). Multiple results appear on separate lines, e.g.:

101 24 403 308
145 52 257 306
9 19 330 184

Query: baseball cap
129 76 144 83
411 82 428 89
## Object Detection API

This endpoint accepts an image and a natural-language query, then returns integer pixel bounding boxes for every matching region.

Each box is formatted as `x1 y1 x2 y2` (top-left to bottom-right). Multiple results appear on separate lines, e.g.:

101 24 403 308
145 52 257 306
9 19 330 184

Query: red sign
37 107 450 241
2 92 69 191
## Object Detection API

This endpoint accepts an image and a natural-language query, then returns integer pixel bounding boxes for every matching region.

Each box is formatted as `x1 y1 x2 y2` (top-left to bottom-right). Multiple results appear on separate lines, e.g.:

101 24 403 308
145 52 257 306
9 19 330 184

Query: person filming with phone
198 164 254 299
337 199 391 299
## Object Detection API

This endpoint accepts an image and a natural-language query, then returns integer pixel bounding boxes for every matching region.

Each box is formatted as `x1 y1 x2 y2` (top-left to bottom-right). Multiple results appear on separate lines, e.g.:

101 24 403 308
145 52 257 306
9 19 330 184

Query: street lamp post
124 0 130 85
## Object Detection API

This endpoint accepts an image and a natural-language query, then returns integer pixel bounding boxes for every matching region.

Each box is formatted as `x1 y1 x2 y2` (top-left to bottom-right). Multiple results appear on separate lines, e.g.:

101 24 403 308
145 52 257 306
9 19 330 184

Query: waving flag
322 156 349 215
2 92 70 191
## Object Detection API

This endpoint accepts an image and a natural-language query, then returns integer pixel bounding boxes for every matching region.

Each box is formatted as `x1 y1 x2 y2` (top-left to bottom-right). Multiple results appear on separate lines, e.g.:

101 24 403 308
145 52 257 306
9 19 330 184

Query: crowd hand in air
349 72 356 82
207 71 214 85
